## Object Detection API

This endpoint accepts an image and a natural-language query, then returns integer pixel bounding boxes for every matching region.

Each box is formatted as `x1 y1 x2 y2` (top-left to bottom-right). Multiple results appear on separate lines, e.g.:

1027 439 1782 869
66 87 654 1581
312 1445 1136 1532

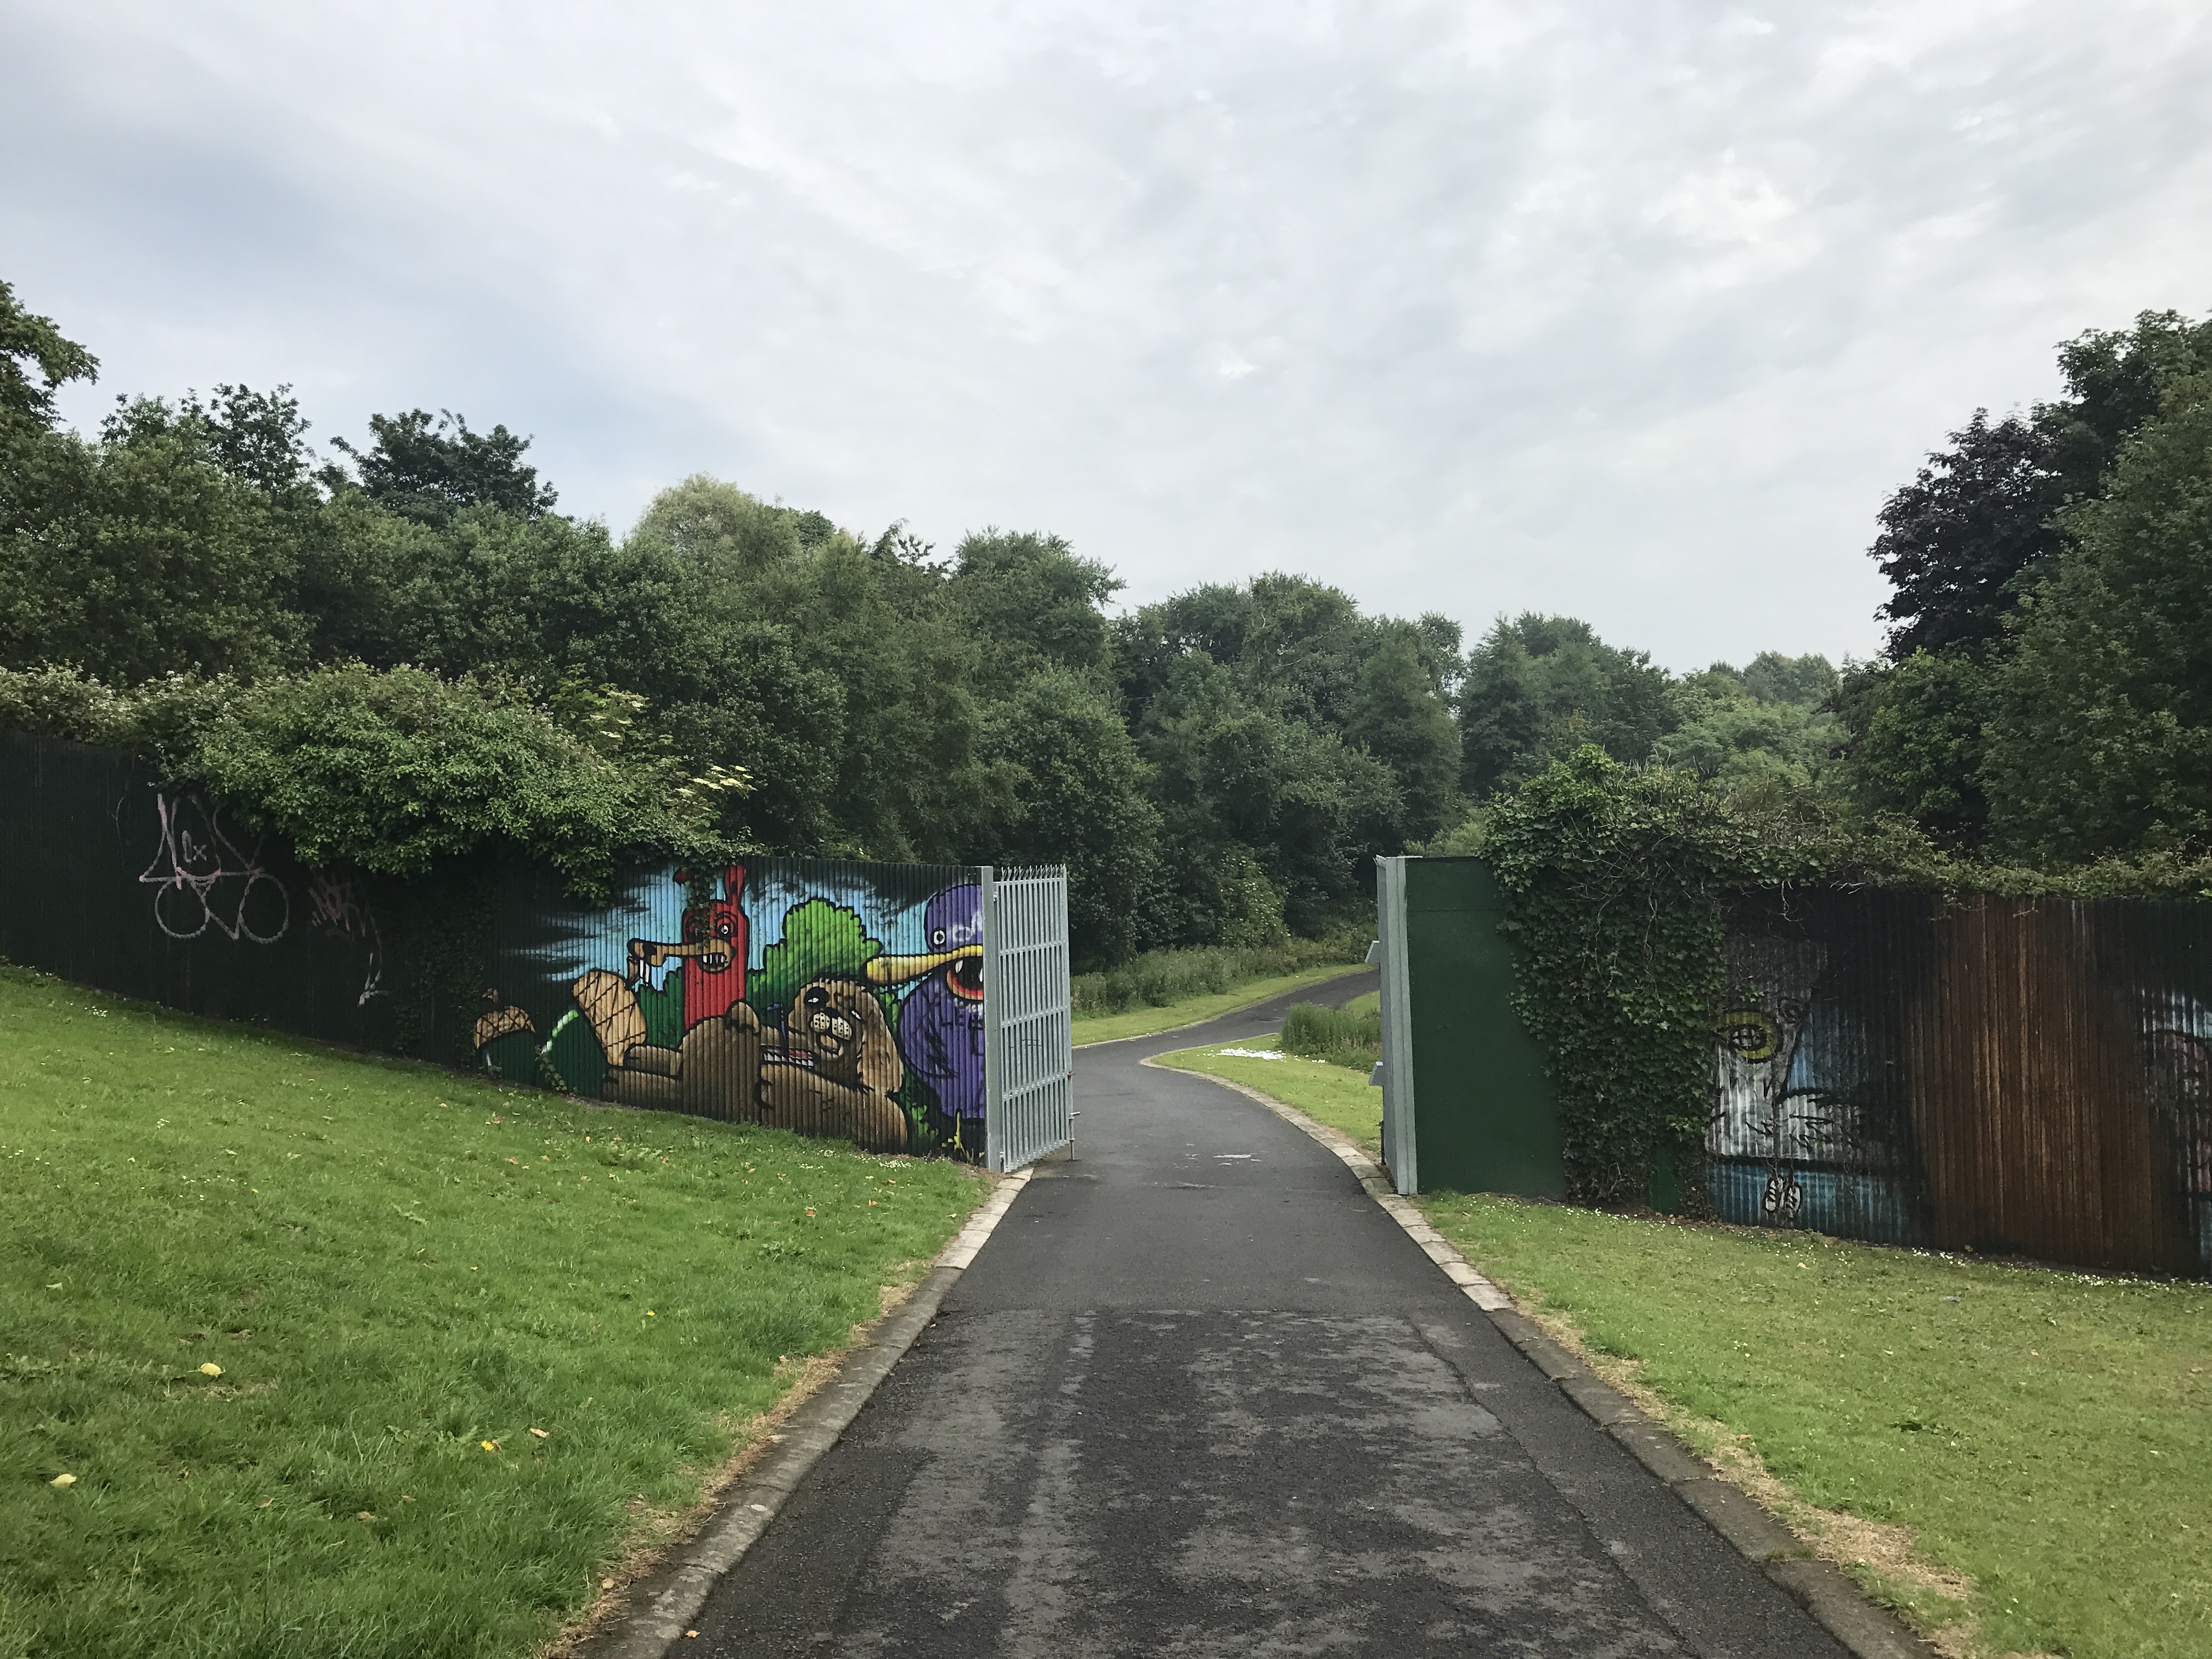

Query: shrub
1280 1000 1381 1070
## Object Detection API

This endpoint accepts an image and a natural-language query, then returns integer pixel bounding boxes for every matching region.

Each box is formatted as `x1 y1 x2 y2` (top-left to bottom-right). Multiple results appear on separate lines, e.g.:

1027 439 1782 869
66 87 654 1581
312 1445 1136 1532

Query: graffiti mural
1708 910 1927 1246
2142 989 2212 1270
3 733 1070 1168
473 860 991 1157
1704 890 2212 1275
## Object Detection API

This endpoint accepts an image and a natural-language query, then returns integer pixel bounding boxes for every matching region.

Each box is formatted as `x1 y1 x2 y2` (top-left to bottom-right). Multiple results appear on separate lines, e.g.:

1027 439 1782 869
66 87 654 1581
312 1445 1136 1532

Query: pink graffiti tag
138 791 289 944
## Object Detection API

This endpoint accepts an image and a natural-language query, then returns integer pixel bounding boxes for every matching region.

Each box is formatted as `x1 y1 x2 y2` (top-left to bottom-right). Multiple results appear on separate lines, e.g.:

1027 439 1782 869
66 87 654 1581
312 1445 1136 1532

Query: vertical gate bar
981 865 1003 1173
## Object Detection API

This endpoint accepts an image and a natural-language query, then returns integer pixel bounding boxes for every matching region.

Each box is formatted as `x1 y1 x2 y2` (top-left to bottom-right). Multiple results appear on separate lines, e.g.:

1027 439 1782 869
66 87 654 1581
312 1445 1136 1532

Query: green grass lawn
1418 1195 2212 1659
1151 1034 1381 1152
1071 964 1373 1047
0 966 992 1659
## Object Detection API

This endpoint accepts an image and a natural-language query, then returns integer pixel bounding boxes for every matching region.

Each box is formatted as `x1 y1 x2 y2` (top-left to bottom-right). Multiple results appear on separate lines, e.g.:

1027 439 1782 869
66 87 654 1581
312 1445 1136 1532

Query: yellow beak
865 945 983 986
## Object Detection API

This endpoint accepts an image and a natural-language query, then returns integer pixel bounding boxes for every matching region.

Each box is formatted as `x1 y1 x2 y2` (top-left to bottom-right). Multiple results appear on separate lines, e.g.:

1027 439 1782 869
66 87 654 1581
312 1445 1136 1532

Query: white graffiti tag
138 791 290 944
306 871 387 1005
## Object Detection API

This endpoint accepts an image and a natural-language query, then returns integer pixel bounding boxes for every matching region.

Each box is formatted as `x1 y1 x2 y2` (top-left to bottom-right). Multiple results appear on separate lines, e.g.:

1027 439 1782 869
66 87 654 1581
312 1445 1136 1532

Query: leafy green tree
977 668 1163 966
0 279 97 424
1870 311 2212 662
1346 623 1462 843
1135 652 1392 936
1739 650 1838 708
1832 652 1992 843
191 663 720 895
1457 614 1674 797
1982 369 2212 861
948 529 1118 681
2 397 307 681
327 409 559 525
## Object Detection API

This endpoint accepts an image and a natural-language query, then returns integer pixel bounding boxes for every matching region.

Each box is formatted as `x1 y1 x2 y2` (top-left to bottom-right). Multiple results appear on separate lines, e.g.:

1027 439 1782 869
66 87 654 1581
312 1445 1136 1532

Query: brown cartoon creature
758 977 908 1148
570 969 907 1150
572 967 766 1122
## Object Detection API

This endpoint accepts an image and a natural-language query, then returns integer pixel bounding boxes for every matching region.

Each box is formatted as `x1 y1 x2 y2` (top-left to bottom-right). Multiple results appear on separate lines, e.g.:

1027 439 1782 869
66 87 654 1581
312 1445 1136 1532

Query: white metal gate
981 864 1074 1172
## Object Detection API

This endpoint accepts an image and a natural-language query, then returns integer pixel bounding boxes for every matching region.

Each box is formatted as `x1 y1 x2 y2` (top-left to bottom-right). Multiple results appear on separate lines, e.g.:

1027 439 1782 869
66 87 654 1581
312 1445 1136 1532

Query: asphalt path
689 968 1845 1657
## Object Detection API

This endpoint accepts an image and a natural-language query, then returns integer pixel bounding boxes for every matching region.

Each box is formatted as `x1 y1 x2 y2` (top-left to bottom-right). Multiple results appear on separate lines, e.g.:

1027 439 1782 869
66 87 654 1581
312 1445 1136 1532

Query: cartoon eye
1717 1010 1781 1062
803 986 828 1010
930 928 947 948
716 916 736 938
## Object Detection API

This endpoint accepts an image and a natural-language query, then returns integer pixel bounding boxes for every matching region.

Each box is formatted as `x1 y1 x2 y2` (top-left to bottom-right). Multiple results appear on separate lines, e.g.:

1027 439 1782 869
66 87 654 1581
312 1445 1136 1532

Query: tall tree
1457 614 1673 797
328 409 559 525
1982 368 2212 861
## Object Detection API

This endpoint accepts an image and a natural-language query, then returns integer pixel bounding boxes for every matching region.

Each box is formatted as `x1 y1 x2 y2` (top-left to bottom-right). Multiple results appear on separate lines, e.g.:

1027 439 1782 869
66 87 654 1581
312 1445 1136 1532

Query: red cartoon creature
629 865 749 1025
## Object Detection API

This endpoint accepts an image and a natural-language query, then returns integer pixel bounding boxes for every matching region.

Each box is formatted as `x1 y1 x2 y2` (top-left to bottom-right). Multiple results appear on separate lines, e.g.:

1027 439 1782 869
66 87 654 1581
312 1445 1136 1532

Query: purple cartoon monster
873 883 986 1120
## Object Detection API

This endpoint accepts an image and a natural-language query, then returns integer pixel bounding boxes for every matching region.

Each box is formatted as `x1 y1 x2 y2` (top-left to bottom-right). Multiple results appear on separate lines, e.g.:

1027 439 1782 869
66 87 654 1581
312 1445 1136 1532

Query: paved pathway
690 971 1846 1657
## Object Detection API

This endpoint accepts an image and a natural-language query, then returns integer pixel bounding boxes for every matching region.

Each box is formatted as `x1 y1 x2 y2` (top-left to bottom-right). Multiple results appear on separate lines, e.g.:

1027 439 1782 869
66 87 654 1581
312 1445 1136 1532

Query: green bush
0 663 745 904
1279 1000 1381 1070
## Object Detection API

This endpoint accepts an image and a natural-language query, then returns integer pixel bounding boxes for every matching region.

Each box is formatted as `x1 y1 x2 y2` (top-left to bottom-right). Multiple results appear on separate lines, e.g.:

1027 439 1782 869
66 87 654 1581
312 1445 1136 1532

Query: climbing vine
1472 743 2212 1207
1479 747 1819 1206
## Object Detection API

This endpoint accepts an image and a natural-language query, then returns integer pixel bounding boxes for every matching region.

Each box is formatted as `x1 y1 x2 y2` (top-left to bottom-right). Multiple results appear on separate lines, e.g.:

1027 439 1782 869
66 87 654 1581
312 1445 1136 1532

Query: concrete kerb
574 1166 1035 1659
1153 1058 1940 1659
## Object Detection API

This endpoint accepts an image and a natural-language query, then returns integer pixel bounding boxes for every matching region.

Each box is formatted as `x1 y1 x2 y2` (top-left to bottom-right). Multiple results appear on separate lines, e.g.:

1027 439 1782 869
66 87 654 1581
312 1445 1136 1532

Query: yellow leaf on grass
199 1362 223 1378
529 1427 549 1438
482 1439 500 1452
50 1472 76 1488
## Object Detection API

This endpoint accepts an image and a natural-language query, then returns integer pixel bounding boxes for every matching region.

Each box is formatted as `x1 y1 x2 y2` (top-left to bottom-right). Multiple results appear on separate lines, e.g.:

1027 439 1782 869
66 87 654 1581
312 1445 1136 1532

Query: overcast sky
6 2 2209 670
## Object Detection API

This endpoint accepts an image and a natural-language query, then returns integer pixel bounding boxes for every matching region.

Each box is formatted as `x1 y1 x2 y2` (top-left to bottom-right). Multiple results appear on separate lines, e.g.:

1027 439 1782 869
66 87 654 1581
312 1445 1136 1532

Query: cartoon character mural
1708 924 1925 1244
475 860 991 1156
875 883 986 1124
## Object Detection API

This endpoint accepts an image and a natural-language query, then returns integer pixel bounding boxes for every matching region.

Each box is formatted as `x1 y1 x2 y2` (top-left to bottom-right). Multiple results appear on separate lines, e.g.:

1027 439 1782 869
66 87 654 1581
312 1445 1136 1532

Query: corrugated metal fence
0 732 1073 1169
1717 888 2212 1275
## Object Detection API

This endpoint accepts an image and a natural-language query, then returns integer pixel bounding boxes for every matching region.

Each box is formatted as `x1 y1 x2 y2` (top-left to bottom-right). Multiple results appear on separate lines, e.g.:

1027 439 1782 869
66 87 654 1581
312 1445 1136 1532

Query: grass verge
1418 1194 2212 1659
1150 1034 1381 1154
0 964 992 1659
1071 964 1372 1047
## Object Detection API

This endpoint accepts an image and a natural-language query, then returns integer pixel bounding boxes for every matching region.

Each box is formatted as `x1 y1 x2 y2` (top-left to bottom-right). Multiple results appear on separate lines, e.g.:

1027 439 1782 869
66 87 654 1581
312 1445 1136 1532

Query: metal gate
982 864 1074 1172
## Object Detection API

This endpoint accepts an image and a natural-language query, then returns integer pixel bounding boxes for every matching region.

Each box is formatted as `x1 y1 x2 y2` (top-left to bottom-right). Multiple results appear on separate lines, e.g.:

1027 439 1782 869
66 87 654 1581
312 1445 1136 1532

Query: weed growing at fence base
0 966 990 1659
1154 1037 1381 1153
1420 1194 2212 1659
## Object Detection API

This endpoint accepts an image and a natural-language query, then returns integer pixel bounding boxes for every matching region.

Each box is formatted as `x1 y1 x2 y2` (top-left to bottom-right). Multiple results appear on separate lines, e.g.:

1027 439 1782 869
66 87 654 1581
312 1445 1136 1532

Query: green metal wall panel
1403 857 1566 1198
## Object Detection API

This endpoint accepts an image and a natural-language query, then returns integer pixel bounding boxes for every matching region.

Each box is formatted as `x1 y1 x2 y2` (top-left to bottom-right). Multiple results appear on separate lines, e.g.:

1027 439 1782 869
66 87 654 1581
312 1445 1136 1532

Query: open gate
983 865 1074 1172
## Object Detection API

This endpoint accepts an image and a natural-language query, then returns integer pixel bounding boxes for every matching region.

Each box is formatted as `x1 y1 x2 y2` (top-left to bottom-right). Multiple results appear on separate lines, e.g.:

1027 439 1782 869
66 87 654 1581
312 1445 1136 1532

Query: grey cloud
5 0 2209 667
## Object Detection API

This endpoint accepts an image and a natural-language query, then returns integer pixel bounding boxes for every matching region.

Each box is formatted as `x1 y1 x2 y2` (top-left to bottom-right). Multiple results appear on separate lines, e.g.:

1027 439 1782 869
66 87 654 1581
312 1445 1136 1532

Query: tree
1653 661 1841 792
1981 369 2212 861
1346 623 1462 845
977 669 1163 966
328 409 559 524
947 529 1119 681
1 397 306 681
1457 614 1674 797
1869 311 2212 662
0 279 97 424
1832 653 1991 844
1870 411 2069 659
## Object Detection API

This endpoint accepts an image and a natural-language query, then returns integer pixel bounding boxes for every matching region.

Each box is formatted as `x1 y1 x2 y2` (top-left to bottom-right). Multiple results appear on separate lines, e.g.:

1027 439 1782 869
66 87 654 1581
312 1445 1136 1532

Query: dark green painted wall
1403 857 1565 1198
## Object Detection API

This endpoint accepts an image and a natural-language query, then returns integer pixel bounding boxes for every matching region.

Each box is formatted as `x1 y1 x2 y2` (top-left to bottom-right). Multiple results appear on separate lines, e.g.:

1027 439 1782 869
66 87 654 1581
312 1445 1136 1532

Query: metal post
979 864 1003 1173
1375 855 1419 1195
